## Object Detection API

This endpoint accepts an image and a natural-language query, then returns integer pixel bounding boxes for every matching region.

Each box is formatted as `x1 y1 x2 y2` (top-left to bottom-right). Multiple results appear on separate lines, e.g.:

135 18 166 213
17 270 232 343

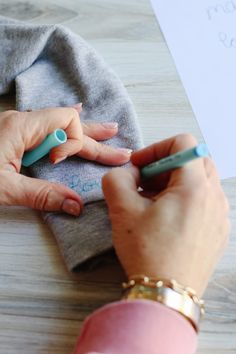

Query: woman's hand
102 134 231 297
0 107 131 215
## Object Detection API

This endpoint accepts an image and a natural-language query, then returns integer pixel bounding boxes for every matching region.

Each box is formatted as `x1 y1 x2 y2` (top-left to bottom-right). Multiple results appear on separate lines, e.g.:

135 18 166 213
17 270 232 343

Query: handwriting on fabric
69 175 101 193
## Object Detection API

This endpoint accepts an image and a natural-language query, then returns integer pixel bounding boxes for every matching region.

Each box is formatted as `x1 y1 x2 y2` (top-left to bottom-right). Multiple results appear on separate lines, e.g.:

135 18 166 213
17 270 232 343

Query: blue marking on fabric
69 175 101 193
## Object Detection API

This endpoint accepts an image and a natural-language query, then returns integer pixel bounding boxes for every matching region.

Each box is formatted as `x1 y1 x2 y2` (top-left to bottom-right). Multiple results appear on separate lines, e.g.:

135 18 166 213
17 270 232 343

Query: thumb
0 171 83 216
102 166 145 214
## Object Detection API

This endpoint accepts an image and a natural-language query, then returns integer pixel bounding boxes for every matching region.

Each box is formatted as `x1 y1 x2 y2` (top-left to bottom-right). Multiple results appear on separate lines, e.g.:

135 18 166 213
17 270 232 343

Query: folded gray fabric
0 16 143 270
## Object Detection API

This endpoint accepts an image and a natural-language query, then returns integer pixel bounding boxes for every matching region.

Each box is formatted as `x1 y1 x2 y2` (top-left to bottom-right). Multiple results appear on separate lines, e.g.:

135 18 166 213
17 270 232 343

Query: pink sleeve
73 299 198 354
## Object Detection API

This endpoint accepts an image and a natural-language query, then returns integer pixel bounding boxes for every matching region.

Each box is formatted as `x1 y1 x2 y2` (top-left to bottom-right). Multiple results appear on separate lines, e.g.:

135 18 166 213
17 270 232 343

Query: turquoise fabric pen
22 129 67 167
141 143 209 180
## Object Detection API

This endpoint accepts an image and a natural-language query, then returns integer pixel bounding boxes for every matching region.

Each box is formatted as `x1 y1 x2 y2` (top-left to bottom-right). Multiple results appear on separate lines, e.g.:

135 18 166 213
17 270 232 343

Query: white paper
150 0 236 179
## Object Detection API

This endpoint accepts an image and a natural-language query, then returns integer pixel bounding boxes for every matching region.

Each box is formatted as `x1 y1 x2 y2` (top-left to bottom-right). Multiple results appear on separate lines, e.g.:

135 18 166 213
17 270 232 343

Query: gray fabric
45 201 112 270
0 16 143 270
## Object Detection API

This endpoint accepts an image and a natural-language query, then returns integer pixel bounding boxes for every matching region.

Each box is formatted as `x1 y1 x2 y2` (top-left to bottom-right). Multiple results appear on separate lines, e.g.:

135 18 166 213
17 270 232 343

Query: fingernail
75 102 83 108
62 199 81 216
53 156 67 164
102 122 118 129
72 102 83 112
118 148 133 155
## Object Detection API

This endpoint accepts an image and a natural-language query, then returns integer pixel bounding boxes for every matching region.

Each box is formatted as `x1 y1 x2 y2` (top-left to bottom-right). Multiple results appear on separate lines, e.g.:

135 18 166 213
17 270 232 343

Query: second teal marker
22 129 67 167
141 143 209 180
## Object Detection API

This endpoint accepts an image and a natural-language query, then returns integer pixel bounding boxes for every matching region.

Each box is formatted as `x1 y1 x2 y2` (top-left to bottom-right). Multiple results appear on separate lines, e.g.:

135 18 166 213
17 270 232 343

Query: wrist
126 266 205 298
122 276 205 333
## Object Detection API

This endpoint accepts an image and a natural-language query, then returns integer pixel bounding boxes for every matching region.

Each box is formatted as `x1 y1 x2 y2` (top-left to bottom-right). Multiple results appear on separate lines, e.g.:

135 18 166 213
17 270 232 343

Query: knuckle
99 142 110 151
215 186 230 213
69 107 80 119
204 157 220 179
94 143 102 160
93 142 110 161
1 111 21 130
219 191 230 213
204 157 213 170
102 168 122 190
175 133 198 147
82 122 89 130
205 156 216 168
33 185 53 210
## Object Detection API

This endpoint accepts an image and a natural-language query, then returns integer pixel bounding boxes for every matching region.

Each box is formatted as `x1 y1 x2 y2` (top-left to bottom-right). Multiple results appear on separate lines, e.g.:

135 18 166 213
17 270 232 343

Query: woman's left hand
0 106 131 215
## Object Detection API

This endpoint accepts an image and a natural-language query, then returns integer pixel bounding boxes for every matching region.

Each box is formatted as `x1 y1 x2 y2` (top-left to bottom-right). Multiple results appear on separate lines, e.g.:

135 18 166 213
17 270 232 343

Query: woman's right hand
102 134 231 297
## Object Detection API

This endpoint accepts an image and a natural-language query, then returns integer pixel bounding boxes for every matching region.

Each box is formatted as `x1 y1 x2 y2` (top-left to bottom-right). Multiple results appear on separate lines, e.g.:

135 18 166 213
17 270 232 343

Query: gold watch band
123 284 204 332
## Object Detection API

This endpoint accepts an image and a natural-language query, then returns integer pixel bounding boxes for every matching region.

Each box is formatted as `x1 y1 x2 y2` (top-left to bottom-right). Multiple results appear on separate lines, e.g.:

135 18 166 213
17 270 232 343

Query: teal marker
141 143 209 179
22 129 67 167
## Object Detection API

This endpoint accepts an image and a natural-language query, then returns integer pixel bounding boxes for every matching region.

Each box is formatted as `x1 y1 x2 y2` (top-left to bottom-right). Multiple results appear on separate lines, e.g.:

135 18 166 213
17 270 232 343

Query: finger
0 171 83 216
49 139 83 164
71 102 83 114
71 102 119 141
21 107 83 150
82 121 118 140
102 166 147 213
131 136 180 191
204 157 219 181
203 157 229 213
131 136 178 167
220 192 230 215
50 135 132 165
75 135 132 166
131 134 207 189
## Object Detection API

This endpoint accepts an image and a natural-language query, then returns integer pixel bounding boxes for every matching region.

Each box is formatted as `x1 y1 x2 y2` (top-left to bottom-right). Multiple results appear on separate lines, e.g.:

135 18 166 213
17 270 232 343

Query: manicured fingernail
76 102 83 107
118 148 133 155
72 102 83 112
62 199 81 216
53 156 67 164
102 122 118 129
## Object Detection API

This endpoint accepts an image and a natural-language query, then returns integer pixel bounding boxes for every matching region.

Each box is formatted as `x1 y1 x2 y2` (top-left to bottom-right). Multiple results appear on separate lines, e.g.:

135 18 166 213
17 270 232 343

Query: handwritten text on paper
206 1 236 48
